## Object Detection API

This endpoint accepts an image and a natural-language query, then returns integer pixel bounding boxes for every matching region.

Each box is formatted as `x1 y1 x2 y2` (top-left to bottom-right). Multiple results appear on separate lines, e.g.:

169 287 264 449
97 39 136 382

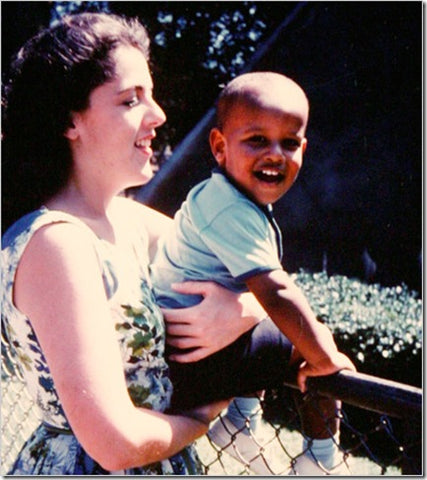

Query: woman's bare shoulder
112 195 172 230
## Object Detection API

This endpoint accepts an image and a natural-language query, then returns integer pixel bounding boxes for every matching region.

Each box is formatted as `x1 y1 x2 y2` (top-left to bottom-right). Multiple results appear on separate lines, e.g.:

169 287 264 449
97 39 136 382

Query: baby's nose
266 142 285 159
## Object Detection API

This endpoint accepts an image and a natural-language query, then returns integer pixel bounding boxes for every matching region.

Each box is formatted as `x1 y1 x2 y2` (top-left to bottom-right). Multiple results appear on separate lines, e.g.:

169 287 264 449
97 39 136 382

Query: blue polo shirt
150 169 283 308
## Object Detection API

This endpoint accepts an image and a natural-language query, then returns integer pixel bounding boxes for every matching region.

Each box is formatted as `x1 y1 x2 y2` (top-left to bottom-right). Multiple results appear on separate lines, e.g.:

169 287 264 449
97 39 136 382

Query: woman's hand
162 281 266 363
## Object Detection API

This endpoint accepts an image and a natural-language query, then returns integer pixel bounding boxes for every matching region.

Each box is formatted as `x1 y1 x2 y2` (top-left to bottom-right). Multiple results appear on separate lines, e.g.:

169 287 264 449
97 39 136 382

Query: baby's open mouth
254 169 285 183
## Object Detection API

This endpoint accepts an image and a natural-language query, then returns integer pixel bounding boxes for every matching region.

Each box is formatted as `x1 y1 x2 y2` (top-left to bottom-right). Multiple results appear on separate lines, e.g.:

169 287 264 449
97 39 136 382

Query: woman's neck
45 182 122 243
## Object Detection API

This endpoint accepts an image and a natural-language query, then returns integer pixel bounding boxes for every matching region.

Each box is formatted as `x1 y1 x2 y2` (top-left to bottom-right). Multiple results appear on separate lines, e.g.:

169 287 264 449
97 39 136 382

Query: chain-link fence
196 372 422 475
2 365 421 476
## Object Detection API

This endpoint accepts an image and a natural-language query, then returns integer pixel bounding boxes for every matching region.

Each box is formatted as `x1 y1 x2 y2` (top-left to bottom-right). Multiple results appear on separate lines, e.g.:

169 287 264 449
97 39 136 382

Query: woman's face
68 45 166 190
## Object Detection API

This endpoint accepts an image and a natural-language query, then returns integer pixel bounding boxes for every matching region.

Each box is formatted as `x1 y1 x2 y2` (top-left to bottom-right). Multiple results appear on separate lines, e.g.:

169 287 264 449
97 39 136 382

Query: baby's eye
281 139 301 150
247 135 268 145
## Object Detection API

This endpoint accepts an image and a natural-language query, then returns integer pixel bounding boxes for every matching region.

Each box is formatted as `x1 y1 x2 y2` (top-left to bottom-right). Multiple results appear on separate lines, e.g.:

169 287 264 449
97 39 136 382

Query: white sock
224 397 262 433
303 432 340 470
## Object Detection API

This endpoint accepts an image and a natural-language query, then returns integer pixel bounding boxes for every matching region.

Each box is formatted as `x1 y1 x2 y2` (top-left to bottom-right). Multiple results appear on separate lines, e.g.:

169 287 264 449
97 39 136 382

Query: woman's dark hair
2 13 150 233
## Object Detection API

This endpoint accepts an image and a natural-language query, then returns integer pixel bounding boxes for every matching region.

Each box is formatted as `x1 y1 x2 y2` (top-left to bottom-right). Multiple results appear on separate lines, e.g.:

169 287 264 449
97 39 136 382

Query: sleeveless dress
1 207 202 475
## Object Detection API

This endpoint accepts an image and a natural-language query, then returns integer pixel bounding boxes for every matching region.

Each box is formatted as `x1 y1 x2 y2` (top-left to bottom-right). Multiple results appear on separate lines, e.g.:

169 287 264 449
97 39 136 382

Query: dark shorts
168 317 293 411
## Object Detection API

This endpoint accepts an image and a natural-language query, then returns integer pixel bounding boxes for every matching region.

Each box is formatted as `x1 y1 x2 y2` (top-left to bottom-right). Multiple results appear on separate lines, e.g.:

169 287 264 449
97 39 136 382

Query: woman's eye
124 96 140 107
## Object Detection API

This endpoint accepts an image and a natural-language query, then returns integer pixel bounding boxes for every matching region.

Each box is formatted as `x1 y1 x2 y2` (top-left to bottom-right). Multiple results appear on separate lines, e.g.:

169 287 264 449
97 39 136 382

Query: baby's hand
297 352 356 393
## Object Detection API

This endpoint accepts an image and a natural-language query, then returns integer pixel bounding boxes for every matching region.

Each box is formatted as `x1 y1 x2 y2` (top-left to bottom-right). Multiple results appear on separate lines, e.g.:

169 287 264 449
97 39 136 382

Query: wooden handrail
283 370 422 419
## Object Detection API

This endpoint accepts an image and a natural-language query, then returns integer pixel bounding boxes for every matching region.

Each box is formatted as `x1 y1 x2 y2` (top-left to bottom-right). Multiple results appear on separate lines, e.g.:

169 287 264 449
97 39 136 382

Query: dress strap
42 421 73 435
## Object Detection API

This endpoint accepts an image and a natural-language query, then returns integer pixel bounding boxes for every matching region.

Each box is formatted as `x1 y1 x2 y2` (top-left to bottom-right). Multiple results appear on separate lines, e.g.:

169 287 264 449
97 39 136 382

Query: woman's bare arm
14 223 227 471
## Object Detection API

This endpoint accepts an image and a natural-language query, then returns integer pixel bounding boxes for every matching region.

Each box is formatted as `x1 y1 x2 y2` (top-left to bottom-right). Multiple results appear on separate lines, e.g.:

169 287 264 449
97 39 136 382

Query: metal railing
1 366 421 475
193 370 422 475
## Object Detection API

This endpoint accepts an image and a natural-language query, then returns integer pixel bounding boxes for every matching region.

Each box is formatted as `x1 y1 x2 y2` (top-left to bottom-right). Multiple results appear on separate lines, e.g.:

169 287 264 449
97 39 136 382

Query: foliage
264 271 421 467
292 270 422 387
151 3 267 82
52 1 111 21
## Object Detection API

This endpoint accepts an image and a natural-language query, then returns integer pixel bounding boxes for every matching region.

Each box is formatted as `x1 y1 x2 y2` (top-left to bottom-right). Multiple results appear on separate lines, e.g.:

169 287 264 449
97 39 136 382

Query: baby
151 72 354 475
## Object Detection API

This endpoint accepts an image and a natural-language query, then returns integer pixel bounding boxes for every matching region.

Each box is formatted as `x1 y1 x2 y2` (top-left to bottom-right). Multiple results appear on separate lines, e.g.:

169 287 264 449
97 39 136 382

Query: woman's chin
139 163 155 183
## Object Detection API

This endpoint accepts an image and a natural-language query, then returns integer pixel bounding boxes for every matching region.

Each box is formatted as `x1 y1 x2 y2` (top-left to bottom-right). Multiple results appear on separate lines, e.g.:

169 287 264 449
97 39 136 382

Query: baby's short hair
216 71 308 130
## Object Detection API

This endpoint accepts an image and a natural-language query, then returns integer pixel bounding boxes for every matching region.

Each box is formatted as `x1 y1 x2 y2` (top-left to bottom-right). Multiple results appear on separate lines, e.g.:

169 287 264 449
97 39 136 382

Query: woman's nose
147 99 167 128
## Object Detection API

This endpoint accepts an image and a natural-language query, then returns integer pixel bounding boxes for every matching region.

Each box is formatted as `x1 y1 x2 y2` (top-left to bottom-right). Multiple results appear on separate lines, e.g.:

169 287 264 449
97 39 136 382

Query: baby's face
211 90 308 206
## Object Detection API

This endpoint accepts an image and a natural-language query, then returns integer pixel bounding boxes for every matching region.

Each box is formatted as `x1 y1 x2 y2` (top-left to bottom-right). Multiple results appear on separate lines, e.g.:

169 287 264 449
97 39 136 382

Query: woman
1 12 263 474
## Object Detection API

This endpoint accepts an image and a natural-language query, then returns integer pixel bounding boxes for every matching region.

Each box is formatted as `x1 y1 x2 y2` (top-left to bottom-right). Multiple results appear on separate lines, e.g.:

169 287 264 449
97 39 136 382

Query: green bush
292 270 422 387
263 271 422 467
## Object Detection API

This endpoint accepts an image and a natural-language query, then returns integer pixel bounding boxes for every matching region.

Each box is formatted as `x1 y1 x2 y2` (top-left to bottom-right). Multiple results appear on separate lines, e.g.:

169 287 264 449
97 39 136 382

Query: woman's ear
63 113 79 141
209 128 226 166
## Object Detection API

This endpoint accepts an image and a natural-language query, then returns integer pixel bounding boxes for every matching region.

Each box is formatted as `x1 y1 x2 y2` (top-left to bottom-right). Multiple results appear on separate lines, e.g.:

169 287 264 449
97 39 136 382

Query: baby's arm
130 202 265 363
246 269 355 392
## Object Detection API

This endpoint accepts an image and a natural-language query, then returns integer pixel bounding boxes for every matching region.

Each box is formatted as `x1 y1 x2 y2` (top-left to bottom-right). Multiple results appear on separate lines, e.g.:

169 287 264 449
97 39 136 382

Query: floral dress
1 207 202 475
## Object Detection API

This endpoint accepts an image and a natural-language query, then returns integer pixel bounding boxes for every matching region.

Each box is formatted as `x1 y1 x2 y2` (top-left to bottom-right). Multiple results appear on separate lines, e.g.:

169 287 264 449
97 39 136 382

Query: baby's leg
168 318 292 474
288 348 349 474
208 395 272 474
167 317 292 411
168 318 348 474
